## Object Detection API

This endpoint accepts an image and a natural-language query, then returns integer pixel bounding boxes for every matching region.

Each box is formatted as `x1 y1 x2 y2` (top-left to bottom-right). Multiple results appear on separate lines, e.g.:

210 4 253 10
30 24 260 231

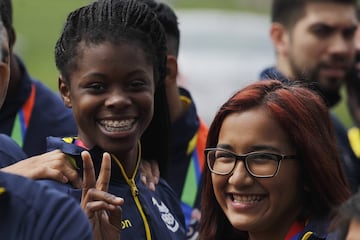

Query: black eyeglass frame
205 147 297 178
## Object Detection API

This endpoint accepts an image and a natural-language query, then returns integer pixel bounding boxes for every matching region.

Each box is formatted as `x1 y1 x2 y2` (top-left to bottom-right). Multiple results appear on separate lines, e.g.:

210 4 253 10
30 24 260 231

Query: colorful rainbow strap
11 83 36 147
181 118 207 212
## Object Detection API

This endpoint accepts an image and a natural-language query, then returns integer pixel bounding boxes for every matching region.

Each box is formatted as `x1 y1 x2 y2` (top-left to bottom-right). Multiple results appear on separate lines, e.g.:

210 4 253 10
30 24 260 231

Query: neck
276 56 295 81
112 141 141 178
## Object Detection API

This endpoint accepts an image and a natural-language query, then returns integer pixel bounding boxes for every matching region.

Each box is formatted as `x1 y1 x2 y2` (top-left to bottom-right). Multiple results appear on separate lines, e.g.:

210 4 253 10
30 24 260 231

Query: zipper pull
130 179 139 197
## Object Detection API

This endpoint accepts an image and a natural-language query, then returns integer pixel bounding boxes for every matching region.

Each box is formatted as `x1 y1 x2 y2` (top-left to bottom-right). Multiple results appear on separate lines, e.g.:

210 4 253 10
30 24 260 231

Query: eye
248 153 278 164
130 79 146 87
343 27 357 40
87 82 107 92
215 150 234 164
310 25 333 38
128 78 152 91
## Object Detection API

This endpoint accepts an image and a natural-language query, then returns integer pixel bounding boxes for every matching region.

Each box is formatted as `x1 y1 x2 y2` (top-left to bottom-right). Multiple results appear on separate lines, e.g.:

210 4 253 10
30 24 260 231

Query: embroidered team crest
152 197 179 232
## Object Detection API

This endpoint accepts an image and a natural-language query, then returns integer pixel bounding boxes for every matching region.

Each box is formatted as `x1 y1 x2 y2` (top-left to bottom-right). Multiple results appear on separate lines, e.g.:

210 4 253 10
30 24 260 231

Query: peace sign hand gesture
80 151 124 240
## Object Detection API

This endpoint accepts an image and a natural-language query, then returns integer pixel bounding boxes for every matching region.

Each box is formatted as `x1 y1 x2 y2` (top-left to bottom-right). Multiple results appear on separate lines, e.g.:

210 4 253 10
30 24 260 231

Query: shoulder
0 134 26 167
0 171 92 239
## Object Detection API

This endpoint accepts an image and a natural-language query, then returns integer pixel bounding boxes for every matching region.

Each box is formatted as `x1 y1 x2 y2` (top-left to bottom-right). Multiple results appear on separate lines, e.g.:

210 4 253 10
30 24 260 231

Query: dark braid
55 0 170 177
140 0 180 56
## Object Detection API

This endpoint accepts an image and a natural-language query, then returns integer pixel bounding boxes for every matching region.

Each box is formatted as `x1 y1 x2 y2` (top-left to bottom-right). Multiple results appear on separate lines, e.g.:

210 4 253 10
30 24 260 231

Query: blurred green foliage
10 0 353 129
12 0 90 90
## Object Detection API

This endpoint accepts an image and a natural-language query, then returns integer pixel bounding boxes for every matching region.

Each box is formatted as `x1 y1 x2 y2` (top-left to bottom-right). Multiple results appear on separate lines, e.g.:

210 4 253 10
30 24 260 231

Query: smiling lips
99 119 135 132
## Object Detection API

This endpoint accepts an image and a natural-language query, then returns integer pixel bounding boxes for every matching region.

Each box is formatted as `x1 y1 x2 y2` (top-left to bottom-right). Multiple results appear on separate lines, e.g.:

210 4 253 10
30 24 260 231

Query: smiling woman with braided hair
35 0 186 239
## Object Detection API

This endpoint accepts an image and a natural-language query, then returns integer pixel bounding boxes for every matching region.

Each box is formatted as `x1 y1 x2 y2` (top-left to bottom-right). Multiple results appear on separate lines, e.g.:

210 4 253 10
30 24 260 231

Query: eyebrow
249 145 281 153
309 22 358 31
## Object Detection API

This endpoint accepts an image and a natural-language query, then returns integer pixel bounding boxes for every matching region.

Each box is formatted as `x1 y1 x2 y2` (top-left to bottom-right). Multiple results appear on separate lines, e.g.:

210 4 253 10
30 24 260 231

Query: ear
165 55 178 87
270 22 290 56
58 75 72 108
9 27 16 49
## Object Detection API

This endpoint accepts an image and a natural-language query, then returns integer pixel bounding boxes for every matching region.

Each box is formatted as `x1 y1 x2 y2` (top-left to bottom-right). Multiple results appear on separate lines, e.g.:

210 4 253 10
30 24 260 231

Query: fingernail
150 182 155 192
154 176 159 184
62 176 68 183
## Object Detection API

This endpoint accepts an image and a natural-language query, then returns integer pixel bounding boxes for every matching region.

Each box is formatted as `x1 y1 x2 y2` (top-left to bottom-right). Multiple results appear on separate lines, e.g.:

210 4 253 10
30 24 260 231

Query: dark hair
199 80 351 240
0 0 14 46
140 0 180 56
271 0 357 29
55 0 170 176
55 0 166 85
331 191 360 239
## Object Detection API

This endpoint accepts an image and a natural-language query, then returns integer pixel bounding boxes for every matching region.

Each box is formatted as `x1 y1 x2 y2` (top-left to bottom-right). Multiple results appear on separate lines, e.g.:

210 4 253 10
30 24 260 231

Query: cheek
142 94 154 118
292 35 324 63
212 174 228 203
266 163 302 205
144 94 154 110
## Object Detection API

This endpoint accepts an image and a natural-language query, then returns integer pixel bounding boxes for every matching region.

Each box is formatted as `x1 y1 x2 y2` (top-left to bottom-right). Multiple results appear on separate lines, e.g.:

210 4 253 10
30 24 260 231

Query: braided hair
140 0 180 57
55 0 166 86
55 0 170 176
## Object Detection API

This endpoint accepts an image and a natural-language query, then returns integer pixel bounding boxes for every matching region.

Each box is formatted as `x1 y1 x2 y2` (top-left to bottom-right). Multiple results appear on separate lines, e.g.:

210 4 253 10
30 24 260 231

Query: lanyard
285 221 306 240
181 118 208 208
11 83 36 147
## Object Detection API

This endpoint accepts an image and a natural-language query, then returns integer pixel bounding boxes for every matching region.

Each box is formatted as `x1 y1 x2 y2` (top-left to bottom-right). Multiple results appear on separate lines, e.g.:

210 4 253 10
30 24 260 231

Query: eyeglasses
205 148 296 178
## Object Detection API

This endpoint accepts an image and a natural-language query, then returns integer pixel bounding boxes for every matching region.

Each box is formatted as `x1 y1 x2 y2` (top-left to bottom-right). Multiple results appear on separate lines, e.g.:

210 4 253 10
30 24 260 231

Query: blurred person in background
345 8 360 160
331 190 360 239
0 0 84 187
260 0 360 193
140 0 208 235
0 0 78 157
0 16 92 240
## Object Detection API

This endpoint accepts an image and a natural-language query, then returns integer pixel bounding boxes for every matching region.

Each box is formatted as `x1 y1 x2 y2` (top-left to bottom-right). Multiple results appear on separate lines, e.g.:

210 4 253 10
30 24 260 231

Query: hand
1 150 82 188
186 208 201 240
140 159 160 192
80 151 123 240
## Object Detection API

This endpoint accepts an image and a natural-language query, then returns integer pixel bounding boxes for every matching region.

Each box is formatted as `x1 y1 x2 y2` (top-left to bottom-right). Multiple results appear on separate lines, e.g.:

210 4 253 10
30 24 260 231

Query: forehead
74 40 153 69
218 107 295 152
68 41 154 82
299 2 357 28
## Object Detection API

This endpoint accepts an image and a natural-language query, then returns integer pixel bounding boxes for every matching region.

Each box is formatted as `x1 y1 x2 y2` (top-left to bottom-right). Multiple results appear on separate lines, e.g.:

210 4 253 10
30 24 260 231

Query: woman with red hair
199 80 351 239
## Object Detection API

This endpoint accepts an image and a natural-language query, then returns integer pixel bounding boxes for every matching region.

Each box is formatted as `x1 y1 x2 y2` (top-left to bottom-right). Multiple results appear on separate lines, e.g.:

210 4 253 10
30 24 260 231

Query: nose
328 33 354 58
228 160 254 186
104 88 131 108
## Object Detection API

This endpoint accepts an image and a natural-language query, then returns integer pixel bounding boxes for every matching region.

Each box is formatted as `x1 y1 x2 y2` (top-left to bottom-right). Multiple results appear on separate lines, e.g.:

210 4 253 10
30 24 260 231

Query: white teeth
100 119 134 132
232 194 262 203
